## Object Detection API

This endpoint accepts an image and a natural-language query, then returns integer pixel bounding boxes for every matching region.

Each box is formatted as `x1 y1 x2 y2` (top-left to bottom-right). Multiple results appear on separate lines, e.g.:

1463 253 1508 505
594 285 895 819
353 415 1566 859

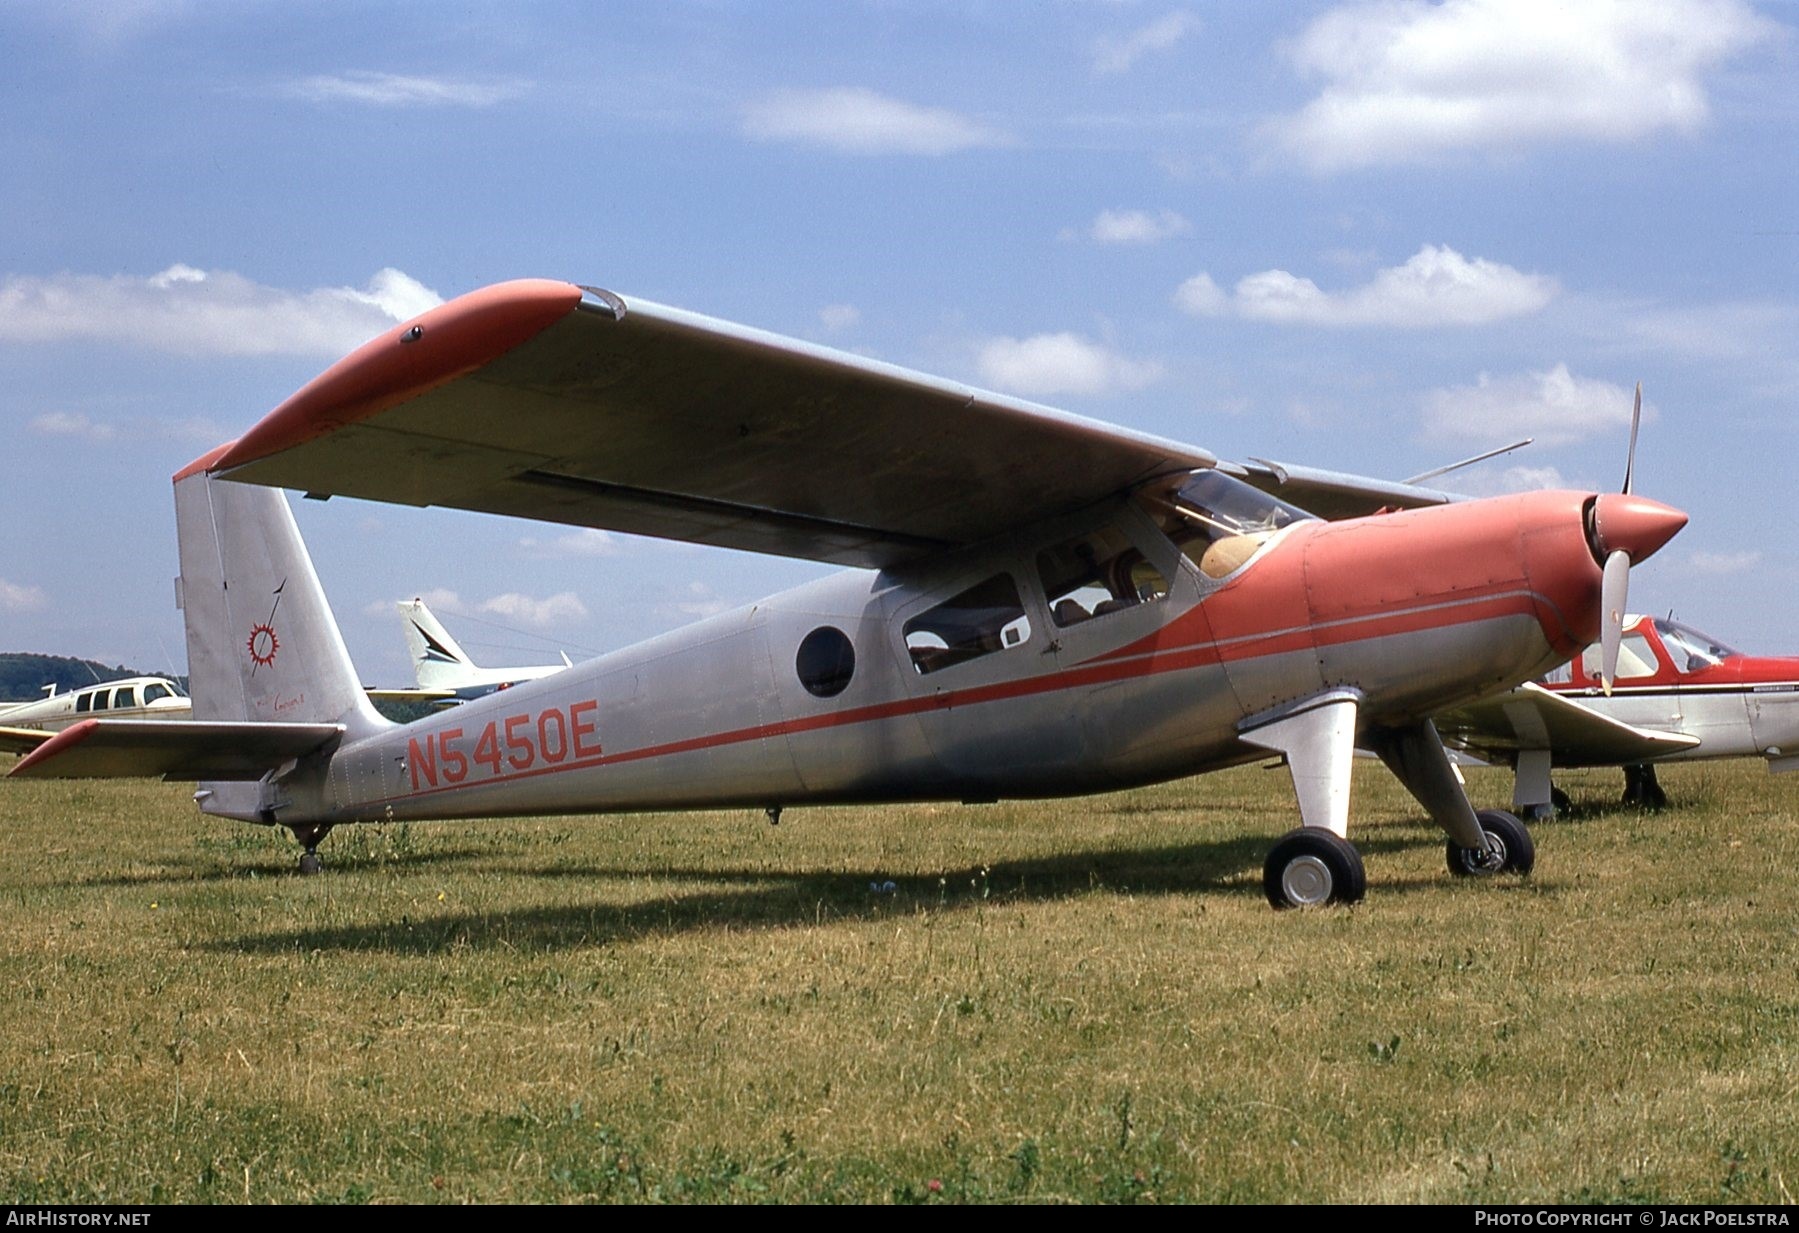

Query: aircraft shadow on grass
206 827 1451 956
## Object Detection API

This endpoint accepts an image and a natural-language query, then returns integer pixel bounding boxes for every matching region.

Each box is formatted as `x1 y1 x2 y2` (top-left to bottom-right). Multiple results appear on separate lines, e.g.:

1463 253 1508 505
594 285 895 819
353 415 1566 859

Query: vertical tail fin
174 460 388 741
397 598 480 689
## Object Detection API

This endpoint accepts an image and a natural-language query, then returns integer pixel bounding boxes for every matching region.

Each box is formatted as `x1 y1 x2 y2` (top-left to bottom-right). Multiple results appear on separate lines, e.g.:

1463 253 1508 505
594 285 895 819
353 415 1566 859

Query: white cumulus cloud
1089 209 1192 245
1094 11 1201 74
1688 549 1762 575
479 592 589 629
1421 364 1643 446
741 88 1009 155
1176 245 1556 328
1269 0 1779 172
0 265 443 356
819 303 861 331
284 71 525 108
516 528 624 559
30 411 116 442
1 579 49 613
976 333 1163 398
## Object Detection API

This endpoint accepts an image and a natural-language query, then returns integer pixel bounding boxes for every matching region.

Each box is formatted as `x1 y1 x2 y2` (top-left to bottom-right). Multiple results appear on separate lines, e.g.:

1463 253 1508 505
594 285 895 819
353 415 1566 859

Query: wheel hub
1280 854 1334 906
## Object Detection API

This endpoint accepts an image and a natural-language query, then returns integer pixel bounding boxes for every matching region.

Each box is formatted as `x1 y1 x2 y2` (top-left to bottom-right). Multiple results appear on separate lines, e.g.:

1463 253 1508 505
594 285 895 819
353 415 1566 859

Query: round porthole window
796 626 855 698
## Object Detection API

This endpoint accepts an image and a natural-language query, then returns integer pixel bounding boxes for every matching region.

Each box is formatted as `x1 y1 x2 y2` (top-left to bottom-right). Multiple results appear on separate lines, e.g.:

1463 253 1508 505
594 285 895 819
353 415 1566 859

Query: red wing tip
10 719 97 776
174 440 240 483
214 278 585 474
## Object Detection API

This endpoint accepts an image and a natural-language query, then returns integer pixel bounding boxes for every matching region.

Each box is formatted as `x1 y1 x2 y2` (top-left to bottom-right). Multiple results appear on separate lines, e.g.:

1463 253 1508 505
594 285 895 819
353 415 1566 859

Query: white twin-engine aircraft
0 677 191 751
9 280 1688 908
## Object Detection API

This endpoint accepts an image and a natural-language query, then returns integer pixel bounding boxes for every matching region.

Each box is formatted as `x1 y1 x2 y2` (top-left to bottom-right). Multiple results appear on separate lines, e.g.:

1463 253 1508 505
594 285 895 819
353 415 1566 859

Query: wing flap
209 282 1217 568
8 719 343 781
1438 682 1701 766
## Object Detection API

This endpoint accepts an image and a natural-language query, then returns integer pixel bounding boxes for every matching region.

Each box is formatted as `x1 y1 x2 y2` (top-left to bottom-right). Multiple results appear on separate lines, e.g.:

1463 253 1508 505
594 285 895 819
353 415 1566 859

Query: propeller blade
1600 549 1631 695
1622 382 1642 495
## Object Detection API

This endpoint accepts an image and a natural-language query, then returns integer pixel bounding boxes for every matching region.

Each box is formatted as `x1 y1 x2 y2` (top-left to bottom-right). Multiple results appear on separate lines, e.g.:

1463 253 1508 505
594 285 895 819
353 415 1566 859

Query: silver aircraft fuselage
213 485 1611 827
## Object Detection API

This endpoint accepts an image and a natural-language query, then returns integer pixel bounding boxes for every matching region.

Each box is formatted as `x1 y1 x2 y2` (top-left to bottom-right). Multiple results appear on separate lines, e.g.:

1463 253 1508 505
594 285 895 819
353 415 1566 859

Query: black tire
1263 828 1366 909
298 852 323 876
1446 808 1535 878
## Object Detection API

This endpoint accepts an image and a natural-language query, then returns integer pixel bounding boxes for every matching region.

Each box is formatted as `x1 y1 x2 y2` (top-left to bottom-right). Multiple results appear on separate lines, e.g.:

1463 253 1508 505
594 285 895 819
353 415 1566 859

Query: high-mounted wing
208 281 1218 569
1230 458 1456 521
1436 682 1700 767
9 719 343 780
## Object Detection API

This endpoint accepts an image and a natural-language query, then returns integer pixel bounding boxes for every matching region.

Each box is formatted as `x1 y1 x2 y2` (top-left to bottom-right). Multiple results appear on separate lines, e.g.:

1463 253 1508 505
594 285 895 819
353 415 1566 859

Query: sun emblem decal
247 578 288 675
248 622 280 667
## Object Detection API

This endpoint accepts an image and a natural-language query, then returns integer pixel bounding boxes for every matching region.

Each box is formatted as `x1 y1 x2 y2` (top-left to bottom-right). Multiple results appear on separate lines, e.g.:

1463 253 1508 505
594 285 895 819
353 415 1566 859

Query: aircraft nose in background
1591 494 1688 564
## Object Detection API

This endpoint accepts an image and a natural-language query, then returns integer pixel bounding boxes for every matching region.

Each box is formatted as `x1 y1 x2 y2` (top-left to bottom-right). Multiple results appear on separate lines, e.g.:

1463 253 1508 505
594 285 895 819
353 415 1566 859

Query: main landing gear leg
1622 763 1668 810
290 822 334 875
1370 719 1535 880
1513 749 1557 821
1240 690 1366 909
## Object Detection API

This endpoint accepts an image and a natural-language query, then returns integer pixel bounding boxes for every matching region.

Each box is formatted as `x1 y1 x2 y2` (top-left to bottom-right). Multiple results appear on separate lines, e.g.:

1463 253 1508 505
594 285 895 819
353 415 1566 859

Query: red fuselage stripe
382 586 1549 806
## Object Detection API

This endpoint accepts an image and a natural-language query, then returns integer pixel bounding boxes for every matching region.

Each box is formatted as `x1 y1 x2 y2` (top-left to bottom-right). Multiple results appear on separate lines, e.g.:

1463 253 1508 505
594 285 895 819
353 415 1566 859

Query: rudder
174 462 388 741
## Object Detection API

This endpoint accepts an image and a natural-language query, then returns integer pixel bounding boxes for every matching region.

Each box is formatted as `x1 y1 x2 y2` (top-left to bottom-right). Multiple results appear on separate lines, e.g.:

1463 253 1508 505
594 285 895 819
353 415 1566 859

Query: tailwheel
1263 828 1366 910
290 822 333 876
1446 808 1535 878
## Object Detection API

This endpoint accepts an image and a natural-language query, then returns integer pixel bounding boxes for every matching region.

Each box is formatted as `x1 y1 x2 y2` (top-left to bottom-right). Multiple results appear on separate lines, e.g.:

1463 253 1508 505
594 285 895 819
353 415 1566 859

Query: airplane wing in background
1436 682 1701 767
9 719 344 780
206 279 1449 567
0 726 53 756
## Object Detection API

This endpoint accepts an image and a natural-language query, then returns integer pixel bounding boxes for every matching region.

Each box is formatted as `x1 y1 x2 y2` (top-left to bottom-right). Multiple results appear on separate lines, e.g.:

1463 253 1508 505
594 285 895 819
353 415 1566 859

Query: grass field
1 756 1795 1204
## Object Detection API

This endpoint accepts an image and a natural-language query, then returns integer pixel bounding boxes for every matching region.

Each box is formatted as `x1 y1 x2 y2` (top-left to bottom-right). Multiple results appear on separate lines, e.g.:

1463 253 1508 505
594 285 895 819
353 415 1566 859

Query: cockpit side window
1580 634 1659 681
1037 523 1169 629
1133 470 1316 580
143 683 169 704
904 575 1031 675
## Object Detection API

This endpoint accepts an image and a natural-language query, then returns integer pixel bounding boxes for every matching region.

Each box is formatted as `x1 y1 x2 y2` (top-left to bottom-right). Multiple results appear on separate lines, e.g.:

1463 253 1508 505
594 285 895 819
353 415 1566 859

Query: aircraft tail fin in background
174 462 389 742
397 598 479 689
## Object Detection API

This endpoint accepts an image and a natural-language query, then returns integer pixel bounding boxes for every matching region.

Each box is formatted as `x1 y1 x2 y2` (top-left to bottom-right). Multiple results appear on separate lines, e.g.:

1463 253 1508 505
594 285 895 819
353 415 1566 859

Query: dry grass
0 756 1795 1203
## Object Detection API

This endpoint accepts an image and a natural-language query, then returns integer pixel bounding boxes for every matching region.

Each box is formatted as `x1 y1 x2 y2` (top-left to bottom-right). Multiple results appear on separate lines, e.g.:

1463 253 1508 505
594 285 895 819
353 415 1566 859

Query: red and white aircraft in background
9 279 1687 908
1439 614 1799 813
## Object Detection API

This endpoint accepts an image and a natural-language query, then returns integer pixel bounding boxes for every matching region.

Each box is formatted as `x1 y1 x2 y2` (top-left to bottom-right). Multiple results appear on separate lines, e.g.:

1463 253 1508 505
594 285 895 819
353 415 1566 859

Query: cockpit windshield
1134 470 1318 580
1653 620 1742 673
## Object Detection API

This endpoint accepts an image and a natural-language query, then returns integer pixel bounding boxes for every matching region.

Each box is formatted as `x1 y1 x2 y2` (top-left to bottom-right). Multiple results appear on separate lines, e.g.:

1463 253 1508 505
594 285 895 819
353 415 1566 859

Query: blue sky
2 0 1794 683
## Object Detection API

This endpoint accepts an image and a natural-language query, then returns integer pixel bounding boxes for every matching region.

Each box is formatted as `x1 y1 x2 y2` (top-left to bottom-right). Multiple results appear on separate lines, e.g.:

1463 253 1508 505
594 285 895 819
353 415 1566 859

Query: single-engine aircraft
399 596 572 704
0 677 191 754
8 280 1689 908
1437 613 1799 814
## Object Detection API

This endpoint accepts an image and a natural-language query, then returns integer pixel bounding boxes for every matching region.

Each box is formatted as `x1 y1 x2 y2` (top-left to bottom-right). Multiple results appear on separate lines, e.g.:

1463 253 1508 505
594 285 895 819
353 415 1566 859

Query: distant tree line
0 653 187 703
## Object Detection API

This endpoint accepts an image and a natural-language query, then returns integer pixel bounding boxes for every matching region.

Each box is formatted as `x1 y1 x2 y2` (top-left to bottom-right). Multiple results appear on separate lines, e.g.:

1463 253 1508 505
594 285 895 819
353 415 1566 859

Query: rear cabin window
904 575 1031 675
90 690 110 711
1037 524 1169 628
114 686 137 709
75 693 91 713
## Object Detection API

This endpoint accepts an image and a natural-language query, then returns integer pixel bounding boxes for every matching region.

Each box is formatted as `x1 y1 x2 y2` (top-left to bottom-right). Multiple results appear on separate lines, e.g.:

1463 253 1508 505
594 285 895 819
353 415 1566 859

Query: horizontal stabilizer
1437 682 1701 767
8 719 343 781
